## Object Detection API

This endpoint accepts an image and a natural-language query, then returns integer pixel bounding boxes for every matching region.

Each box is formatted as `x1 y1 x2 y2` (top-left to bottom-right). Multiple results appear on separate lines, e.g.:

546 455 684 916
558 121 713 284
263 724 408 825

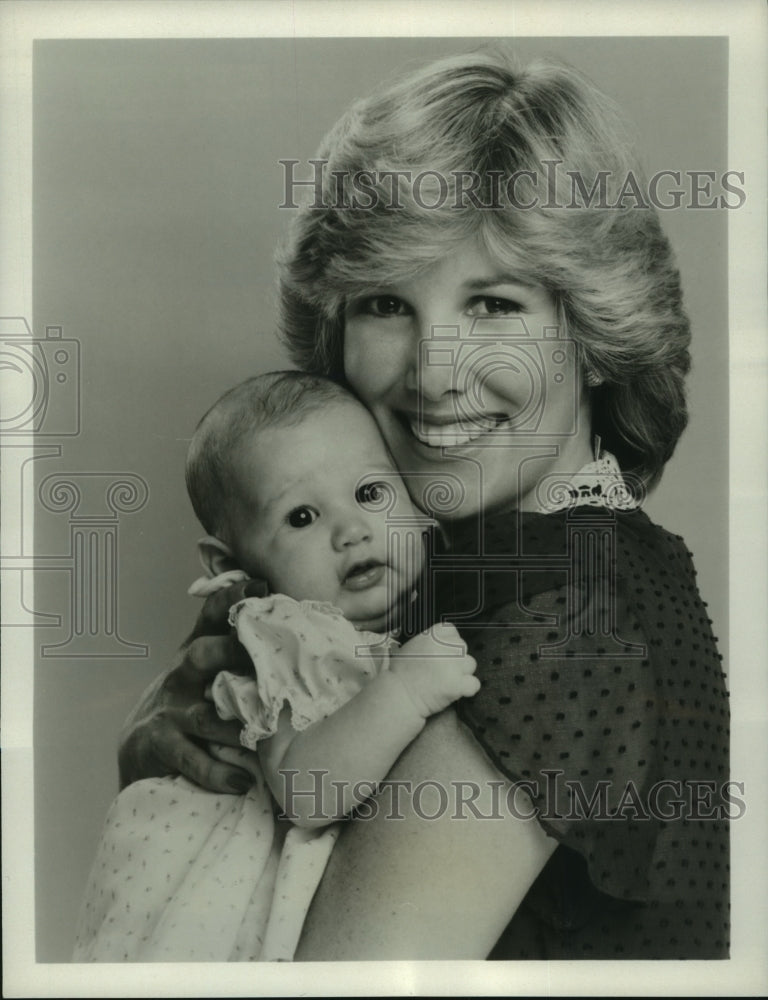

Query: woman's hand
117 579 267 794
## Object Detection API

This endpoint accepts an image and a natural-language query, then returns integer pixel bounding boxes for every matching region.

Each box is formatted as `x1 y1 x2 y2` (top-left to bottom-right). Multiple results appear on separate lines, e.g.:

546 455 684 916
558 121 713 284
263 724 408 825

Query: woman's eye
286 506 318 528
359 295 409 318
356 481 392 506
469 295 524 316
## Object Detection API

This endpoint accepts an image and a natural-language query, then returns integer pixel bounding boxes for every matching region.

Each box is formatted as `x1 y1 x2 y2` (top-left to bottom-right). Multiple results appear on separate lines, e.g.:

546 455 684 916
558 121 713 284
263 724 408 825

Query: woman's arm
294 707 556 960
260 624 480 826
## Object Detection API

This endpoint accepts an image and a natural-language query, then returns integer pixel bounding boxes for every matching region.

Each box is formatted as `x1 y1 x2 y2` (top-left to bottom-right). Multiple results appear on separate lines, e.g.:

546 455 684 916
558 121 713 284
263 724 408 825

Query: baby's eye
469 295 525 316
286 505 318 528
357 295 411 318
355 480 393 507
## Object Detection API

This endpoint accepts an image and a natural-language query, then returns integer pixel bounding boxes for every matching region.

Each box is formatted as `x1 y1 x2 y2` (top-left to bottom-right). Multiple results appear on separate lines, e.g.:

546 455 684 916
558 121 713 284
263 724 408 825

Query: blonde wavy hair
277 46 691 492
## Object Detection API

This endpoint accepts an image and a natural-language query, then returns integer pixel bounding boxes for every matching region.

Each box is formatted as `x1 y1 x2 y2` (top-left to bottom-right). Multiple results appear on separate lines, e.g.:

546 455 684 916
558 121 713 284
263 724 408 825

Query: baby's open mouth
342 559 387 591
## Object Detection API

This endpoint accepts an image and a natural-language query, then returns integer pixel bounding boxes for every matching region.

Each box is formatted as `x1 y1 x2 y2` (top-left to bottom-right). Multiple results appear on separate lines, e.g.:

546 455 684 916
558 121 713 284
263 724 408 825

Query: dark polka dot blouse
431 505 730 960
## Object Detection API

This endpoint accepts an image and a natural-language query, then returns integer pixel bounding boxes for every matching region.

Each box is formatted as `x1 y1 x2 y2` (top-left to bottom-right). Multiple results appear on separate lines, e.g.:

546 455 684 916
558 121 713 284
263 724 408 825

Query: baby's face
227 400 427 631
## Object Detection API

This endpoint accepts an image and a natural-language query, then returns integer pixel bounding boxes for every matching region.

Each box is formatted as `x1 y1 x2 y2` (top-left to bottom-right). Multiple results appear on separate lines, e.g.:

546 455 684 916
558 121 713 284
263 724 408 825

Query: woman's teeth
408 417 505 447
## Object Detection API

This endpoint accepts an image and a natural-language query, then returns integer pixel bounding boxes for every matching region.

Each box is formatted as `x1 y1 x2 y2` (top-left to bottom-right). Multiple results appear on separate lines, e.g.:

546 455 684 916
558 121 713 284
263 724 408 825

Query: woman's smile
399 408 509 448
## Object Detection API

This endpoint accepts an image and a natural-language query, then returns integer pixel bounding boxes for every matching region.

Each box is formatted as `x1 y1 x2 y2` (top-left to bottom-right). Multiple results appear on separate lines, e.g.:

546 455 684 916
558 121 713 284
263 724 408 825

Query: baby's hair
185 370 354 540
277 45 691 494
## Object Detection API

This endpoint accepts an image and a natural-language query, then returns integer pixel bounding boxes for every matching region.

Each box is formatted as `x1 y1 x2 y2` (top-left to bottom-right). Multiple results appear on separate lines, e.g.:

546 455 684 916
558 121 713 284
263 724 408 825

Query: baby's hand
391 623 480 718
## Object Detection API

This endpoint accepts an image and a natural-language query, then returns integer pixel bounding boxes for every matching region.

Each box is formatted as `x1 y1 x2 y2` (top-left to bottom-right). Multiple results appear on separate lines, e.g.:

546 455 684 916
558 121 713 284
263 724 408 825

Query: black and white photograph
2 1 766 996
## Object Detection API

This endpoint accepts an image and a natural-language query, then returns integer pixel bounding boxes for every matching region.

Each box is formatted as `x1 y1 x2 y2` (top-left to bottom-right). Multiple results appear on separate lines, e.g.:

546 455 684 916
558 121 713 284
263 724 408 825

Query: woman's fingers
119 634 255 790
119 697 252 792
186 587 237 640
181 701 244 746
243 578 269 599
119 580 268 791
209 743 264 782
203 759 255 795
156 728 253 794
174 633 253 686
186 577 268 643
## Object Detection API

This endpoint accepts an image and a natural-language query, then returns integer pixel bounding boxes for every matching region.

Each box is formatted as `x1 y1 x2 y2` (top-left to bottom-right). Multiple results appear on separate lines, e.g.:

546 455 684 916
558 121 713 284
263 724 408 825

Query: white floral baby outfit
73 592 396 962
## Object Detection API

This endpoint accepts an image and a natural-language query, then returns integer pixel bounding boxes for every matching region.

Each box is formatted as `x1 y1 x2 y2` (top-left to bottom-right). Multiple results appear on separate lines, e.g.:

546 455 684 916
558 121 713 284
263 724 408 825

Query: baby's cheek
269 562 331 605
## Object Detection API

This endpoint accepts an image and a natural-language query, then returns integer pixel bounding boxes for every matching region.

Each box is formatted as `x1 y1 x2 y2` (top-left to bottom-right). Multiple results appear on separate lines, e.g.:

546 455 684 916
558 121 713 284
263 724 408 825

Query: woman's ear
197 535 241 579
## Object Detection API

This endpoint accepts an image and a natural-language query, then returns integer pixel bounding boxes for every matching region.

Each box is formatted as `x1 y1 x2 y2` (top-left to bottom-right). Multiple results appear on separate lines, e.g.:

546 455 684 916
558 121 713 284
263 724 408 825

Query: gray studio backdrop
31 36 728 960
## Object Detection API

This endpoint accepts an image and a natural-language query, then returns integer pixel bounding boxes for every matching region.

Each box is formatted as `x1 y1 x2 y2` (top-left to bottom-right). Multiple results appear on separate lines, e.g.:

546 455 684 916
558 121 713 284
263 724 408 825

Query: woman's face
343 238 594 519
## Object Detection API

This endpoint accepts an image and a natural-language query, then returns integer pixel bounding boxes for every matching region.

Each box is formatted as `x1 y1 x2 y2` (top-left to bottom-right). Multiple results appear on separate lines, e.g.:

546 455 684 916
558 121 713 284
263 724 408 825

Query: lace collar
535 449 640 513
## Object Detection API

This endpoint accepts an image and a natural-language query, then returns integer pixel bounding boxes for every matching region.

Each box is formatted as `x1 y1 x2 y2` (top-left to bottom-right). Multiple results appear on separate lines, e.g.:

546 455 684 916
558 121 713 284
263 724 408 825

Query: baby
73 371 478 963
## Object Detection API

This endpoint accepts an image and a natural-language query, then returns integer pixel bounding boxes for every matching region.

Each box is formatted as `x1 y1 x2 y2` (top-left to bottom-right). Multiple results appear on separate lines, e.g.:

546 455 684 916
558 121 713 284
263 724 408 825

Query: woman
118 47 729 959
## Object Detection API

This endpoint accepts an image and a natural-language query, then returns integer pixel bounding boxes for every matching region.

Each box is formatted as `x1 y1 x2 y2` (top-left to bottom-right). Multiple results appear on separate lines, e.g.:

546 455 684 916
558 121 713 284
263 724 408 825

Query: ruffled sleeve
212 594 396 748
440 507 729 920
457 581 662 903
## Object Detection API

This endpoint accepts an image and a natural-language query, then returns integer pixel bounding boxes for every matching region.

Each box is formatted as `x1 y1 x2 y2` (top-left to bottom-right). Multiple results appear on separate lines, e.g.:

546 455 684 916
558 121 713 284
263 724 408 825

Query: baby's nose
332 517 373 549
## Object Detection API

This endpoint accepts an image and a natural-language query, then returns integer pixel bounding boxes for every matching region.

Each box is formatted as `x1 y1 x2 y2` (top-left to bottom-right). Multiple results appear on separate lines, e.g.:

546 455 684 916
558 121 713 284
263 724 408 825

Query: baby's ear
197 535 241 579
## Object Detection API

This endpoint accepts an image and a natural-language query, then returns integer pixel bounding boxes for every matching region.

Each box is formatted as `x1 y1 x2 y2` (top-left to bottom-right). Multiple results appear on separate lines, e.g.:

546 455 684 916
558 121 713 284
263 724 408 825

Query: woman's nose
406 318 465 402
331 515 373 550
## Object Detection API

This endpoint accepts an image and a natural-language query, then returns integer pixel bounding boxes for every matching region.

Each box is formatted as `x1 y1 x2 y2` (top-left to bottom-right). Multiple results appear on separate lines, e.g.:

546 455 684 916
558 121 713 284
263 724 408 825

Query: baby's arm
259 623 479 827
